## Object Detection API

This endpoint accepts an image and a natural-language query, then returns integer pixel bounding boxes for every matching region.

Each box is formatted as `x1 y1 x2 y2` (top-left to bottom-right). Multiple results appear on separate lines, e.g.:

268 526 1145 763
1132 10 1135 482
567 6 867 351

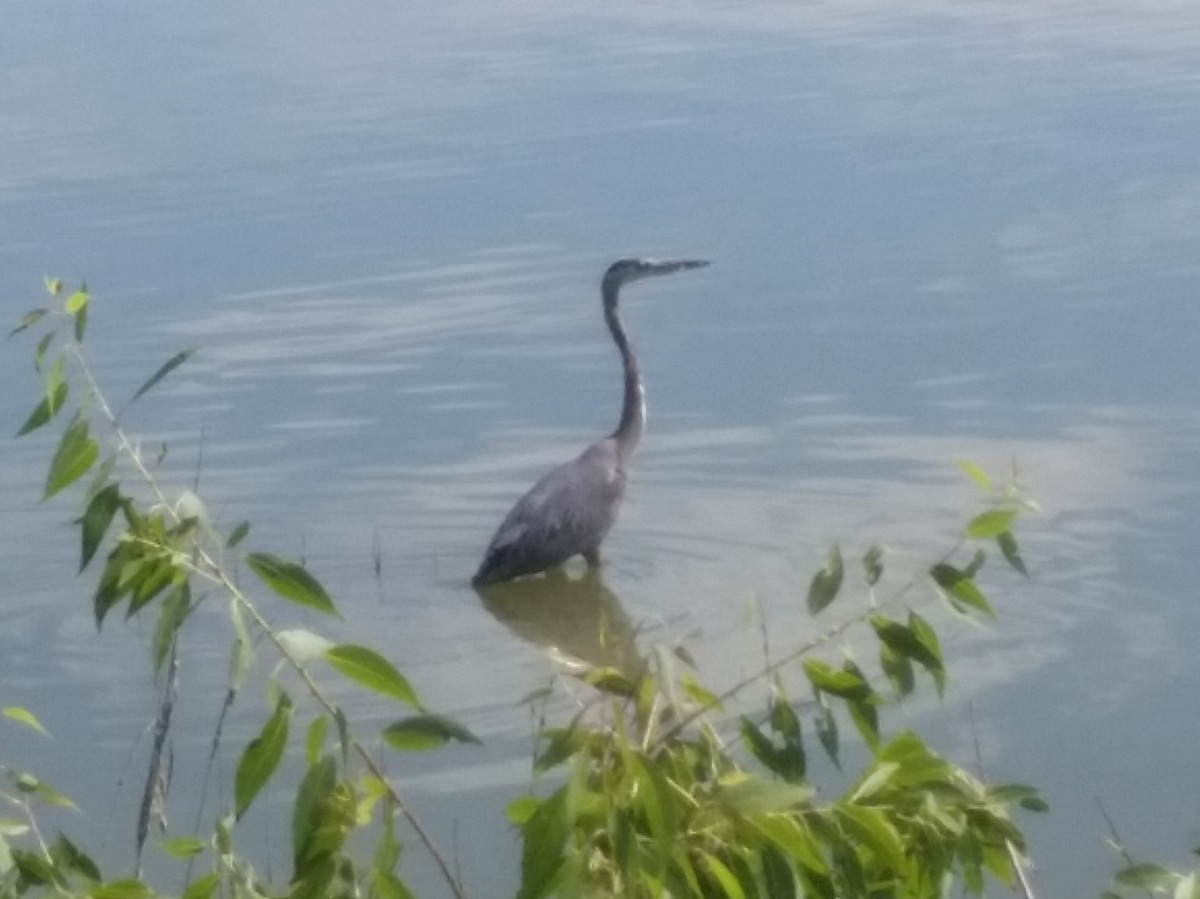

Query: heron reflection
474 565 642 679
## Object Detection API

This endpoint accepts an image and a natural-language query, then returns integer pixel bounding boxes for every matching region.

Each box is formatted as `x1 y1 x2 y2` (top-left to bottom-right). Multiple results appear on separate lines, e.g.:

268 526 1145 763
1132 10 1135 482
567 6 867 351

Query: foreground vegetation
1 281 1194 898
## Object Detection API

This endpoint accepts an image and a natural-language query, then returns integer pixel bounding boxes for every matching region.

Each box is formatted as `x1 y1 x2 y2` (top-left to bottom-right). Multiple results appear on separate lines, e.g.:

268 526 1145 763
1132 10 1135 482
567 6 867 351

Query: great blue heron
472 257 710 585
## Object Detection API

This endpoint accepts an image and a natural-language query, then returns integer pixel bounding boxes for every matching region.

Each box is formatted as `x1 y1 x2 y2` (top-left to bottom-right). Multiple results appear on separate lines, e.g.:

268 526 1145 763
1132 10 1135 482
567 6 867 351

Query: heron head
602 257 710 292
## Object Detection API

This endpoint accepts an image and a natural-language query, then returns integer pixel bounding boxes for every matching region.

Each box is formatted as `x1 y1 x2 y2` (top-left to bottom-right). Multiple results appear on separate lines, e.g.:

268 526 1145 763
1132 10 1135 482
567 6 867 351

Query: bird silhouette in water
472 258 709 585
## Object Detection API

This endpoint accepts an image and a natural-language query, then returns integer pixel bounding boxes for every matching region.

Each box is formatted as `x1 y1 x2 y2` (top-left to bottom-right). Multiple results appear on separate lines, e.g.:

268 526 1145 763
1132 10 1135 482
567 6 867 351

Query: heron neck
603 283 644 461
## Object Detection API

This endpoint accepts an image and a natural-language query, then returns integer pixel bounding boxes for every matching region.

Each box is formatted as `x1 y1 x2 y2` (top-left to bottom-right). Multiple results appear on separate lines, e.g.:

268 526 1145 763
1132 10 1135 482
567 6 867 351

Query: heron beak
648 259 710 276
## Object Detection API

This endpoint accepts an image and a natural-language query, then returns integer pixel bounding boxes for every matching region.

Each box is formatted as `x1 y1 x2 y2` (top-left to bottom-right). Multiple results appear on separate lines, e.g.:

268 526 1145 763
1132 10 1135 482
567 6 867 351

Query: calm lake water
3 1 1200 895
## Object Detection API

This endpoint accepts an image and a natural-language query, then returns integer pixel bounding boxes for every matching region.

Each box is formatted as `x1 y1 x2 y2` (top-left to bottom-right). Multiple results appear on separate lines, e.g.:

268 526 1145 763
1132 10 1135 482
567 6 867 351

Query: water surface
3 2 1200 895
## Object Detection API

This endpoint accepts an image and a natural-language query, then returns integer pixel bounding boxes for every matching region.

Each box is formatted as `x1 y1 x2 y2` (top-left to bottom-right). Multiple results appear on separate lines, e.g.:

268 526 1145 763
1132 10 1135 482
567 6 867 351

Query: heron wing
475 441 625 583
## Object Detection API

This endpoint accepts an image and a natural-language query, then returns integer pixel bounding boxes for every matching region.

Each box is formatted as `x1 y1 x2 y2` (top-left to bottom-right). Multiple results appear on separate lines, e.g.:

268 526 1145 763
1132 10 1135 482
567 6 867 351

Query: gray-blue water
3 2 1200 896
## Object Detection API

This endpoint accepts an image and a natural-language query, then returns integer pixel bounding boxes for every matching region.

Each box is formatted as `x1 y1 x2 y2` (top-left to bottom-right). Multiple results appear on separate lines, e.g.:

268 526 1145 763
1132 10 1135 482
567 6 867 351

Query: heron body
472 257 708 585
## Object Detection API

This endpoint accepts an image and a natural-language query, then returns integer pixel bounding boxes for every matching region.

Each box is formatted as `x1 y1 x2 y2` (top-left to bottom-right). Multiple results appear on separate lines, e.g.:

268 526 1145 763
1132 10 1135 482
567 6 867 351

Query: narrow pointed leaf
930 563 994 617
998 530 1028 577
153 583 191 676
181 874 219 899
718 773 813 814
10 308 47 337
2 707 49 736
73 301 88 341
862 545 884 587
246 552 338 616
44 419 99 499
17 383 68 436
326 644 418 707
967 508 1018 539
383 714 480 751
807 543 844 615
957 460 993 492
159 837 205 859
802 659 871 700
235 694 292 818
305 716 328 765
35 331 56 369
850 762 899 803
80 483 123 571
703 853 747 899
815 696 839 768
226 520 250 548
1115 863 1175 890
129 349 196 405
65 290 90 314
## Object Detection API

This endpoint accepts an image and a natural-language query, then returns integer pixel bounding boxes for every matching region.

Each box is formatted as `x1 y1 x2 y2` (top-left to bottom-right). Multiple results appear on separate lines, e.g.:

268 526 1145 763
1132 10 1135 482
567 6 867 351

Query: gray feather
473 440 625 584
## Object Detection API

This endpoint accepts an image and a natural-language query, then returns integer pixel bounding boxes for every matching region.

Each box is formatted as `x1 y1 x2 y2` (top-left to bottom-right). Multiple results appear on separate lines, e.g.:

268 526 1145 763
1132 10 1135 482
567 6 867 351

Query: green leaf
234 693 292 818
814 696 839 768
80 483 123 572
847 696 880 750
44 418 99 499
806 543 844 616
517 786 570 899
246 553 338 616
17 382 68 436
74 300 88 342
870 614 945 697
305 716 328 766
628 752 678 865
129 349 196 406
754 816 827 875
159 837 205 859
702 853 747 899
45 276 63 296
1176 872 1200 899
371 869 418 899
879 643 914 697
65 290 90 314
849 762 898 803
835 805 906 872
10 308 48 337
930 563 995 617
534 727 586 772
967 508 1017 539
326 644 419 706
153 583 191 676
226 520 250 548
11 850 58 886
90 879 154 899
35 331 56 369
802 659 871 700
998 530 1028 577
958 460 993 492
1115 863 1175 890
2 706 49 736
862 545 884 587
291 755 336 866
506 796 541 825
51 833 100 881
16 775 76 808
228 600 255 690
583 666 636 696
277 629 334 662
181 873 220 899
382 714 480 752
718 773 813 814
741 717 780 771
